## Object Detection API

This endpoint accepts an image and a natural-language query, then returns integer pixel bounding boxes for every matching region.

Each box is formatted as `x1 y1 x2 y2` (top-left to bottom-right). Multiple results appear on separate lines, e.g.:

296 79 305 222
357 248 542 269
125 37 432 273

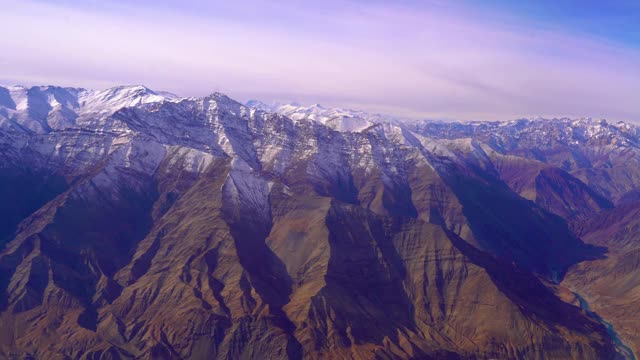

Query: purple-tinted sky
1 0 638 121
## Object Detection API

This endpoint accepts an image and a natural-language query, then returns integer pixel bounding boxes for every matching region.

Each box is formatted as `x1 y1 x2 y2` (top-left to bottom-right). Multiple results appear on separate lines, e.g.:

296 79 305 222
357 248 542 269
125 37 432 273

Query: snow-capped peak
245 100 396 132
245 99 276 111
78 85 177 114
0 84 178 133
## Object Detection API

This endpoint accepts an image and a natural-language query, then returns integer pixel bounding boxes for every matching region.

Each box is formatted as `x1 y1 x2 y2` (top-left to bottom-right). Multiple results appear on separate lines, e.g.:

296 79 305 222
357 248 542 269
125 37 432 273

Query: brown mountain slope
0 94 631 359
0 144 618 359
445 141 613 222
564 201 640 357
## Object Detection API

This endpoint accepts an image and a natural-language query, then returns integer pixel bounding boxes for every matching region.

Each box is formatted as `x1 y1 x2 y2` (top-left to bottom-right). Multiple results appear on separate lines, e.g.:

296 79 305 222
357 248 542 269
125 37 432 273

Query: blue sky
0 0 638 121
469 0 639 46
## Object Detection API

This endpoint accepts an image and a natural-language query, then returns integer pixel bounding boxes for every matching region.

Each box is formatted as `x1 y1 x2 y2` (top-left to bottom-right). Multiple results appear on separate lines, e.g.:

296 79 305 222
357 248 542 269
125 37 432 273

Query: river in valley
573 292 636 360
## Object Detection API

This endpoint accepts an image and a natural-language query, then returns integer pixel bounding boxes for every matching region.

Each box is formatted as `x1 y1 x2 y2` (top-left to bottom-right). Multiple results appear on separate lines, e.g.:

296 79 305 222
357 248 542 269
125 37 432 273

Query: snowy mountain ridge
2 84 636 140
246 99 399 132
1 84 638 184
0 85 178 134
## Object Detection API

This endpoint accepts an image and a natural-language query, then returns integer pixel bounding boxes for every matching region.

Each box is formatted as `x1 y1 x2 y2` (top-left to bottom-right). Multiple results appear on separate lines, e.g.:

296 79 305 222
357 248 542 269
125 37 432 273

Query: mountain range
0 85 639 359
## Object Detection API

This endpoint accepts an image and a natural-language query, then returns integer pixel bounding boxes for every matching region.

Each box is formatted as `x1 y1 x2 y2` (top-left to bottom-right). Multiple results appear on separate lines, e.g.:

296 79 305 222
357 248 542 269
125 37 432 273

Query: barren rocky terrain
0 85 639 359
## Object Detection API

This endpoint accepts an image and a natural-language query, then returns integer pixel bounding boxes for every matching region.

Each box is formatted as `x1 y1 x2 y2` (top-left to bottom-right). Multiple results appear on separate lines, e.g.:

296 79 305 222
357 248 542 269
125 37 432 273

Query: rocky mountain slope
0 85 638 359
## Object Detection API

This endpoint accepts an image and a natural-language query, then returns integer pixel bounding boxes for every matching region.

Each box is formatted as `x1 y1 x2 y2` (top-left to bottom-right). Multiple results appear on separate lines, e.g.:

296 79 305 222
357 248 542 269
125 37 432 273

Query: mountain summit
0 85 638 359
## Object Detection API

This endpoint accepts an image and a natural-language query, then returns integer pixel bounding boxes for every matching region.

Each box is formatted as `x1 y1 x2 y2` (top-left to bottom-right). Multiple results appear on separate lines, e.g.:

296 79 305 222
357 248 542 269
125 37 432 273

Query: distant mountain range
0 85 639 359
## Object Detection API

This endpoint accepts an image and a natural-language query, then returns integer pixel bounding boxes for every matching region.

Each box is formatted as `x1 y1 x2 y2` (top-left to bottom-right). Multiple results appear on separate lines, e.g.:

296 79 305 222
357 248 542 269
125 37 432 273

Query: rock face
0 85 638 359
